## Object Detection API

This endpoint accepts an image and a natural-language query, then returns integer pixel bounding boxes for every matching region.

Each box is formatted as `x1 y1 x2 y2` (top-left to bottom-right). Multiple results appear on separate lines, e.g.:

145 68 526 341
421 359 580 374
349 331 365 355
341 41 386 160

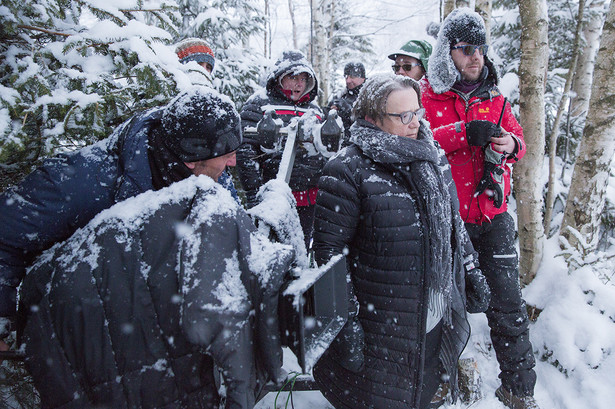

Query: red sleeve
432 121 470 155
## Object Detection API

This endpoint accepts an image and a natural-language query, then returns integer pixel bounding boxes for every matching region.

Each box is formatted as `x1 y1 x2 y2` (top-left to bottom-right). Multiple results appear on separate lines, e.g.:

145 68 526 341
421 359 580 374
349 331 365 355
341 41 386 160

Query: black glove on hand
465 120 500 146
475 161 506 208
465 268 491 313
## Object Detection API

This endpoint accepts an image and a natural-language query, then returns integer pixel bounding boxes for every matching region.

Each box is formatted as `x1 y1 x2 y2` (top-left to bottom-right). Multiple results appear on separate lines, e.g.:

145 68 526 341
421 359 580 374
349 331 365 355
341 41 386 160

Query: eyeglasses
392 63 421 73
451 44 489 56
386 108 425 124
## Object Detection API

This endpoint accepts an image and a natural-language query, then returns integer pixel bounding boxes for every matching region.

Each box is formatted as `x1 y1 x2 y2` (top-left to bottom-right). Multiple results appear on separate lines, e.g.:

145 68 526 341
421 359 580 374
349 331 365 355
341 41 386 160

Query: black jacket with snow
0 108 237 335
19 177 293 409
236 51 325 207
326 84 362 144
312 119 479 409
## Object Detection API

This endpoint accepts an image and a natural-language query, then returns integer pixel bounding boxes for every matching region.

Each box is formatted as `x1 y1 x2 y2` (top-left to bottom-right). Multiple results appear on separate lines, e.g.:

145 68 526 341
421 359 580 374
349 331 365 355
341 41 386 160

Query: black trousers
465 212 537 396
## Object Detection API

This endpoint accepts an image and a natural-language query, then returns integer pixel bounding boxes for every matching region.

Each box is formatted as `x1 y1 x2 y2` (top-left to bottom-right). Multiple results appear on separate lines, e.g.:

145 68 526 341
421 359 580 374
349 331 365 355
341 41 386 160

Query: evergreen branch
17 24 70 37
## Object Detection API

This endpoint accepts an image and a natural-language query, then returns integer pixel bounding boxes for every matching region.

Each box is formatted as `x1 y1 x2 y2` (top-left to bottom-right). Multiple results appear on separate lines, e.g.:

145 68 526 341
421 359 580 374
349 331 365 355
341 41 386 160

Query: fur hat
175 38 216 70
442 11 487 47
427 8 495 94
344 62 366 78
161 87 241 162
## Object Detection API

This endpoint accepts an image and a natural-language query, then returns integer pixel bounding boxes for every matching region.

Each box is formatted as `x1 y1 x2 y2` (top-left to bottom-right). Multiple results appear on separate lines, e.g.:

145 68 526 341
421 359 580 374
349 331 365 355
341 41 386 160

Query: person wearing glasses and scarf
421 8 538 409
388 39 433 81
311 73 490 409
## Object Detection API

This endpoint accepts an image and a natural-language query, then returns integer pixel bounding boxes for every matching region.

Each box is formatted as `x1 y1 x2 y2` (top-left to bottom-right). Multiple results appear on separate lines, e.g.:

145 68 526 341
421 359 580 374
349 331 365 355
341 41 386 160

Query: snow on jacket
237 51 325 207
0 108 237 332
312 119 474 409
19 176 294 409
420 67 526 224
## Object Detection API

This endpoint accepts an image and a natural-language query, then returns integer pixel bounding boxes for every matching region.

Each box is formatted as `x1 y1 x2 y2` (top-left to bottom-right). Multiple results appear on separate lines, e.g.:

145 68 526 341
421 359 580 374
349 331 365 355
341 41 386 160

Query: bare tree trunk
443 0 456 19
560 0 615 264
311 0 332 106
475 0 492 44
264 0 271 59
516 0 549 284
544 0 586 236
570 0 608 119
287 0 298 50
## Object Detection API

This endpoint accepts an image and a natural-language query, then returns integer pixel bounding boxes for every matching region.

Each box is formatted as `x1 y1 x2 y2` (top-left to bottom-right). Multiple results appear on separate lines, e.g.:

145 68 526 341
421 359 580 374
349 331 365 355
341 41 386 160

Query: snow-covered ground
255 231 615 409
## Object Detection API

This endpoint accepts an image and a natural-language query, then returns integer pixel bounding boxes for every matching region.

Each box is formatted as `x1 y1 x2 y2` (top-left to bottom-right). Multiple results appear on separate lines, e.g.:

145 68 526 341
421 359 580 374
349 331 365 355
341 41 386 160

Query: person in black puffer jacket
0 88 239 351
237 50 328 250
312 74 490 409
19 176 295 409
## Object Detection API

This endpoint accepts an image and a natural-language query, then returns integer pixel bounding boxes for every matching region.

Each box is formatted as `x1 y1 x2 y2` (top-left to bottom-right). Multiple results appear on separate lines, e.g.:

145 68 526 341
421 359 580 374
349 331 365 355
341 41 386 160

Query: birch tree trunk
560 0 615 264
516 0 549 284
475 0 492 44
570 0 608 119
544 0 586 236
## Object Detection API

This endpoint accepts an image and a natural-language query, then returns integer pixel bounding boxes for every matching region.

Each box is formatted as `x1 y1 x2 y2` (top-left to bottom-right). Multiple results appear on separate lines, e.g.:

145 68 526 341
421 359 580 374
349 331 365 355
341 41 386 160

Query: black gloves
465 120 500 146
465 268 491 313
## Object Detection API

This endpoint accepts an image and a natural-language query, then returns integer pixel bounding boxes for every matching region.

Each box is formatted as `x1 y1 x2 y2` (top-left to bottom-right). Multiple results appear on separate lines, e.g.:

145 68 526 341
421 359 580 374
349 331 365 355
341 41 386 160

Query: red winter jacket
421 77 526 225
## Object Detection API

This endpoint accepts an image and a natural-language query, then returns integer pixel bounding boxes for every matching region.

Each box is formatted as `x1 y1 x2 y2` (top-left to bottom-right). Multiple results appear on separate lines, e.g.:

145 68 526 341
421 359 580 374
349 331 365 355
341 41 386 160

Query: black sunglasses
386 108 425 124
451 44 489 56
392 63 421 73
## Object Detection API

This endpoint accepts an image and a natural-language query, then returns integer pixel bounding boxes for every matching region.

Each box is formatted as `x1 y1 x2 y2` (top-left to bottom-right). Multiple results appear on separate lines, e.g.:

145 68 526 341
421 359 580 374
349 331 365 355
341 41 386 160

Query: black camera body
277 256 348 373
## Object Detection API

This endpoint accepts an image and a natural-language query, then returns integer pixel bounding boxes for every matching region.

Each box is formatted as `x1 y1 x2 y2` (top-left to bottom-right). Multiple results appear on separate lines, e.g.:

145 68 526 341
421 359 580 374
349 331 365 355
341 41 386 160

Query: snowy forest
1 0 615 408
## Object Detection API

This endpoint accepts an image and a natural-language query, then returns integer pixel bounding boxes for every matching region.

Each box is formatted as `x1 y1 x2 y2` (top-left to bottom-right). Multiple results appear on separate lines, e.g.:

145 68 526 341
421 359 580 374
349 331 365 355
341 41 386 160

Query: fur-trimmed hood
266 50 319 105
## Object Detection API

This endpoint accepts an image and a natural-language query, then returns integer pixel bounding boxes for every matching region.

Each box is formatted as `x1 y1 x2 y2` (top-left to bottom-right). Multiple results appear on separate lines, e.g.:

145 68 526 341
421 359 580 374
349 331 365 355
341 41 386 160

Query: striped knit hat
175 38 216 70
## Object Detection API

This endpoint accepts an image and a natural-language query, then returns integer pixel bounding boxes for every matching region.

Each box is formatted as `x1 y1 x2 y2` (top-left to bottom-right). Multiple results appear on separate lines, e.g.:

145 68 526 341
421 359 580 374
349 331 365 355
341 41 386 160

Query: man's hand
490 130 516 154
0 340 9 351
465 120 500 146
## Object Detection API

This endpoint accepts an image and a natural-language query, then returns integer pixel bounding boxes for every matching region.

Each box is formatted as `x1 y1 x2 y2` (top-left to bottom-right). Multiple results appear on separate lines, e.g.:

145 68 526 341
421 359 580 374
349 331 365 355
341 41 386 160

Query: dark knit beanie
442 9 487 47
175 38 216 69
344 62 366 78
161 88 241 162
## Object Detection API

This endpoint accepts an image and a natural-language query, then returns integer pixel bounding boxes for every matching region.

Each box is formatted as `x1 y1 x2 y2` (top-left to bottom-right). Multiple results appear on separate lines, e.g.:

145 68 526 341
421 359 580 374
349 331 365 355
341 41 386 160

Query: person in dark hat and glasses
420 8 539 409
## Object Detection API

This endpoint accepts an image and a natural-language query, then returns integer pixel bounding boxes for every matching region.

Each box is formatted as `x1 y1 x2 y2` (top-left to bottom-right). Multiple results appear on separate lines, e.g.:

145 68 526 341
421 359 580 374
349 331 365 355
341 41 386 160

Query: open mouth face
281 72 310 101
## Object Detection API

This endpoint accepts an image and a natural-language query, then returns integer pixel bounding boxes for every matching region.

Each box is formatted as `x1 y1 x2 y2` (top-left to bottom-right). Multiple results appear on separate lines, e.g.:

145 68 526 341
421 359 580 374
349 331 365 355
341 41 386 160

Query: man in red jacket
421 8 539 409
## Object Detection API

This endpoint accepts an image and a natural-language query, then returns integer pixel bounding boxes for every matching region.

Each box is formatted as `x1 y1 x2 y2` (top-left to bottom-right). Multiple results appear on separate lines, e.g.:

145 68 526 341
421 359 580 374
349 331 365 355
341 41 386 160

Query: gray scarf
351 119 454 324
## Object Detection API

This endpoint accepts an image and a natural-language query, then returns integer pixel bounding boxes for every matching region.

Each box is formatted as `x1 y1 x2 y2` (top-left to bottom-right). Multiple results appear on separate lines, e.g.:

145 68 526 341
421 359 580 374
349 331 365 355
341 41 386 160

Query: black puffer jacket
312 120 478 409
237 51 325 207
19 177 293 409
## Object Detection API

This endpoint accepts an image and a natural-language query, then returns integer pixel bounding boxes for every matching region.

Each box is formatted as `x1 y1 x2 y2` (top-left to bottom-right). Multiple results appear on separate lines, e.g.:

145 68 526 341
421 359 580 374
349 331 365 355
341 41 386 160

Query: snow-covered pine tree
0 0 183 189
176 0 267 109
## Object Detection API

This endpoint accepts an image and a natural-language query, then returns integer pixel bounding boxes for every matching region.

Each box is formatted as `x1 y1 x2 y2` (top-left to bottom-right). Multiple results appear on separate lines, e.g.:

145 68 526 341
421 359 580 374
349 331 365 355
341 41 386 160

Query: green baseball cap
388 40 433 72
